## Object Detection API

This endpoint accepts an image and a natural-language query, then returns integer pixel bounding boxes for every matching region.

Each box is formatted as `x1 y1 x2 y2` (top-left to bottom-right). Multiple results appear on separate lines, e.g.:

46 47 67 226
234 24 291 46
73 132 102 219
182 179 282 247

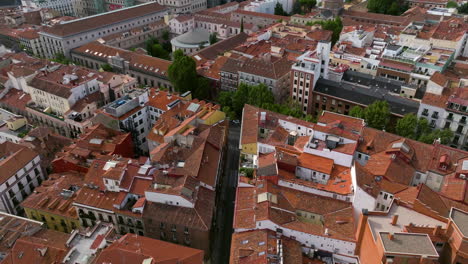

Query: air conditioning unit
460 174 466 180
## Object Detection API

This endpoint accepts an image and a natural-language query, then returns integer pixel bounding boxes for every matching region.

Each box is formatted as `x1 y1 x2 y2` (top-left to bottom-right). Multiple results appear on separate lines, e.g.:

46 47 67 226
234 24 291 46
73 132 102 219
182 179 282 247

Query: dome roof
174 29 210 45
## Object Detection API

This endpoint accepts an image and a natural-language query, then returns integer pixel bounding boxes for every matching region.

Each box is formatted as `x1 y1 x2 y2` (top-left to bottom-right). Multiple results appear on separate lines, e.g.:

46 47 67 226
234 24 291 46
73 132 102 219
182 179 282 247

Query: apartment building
355 207 442 264
231 9 290 28
92 89 152 154
169 15 195 35
307 71 420 120
398 17 468 58
71 42 172 89
417 72 468 150
39 2 168 58
21 172 84 233
22 0 77 16
0 141 45 215
144 123 227 258
146 95 226 151
406 0 448 8
290 42 331 114
0 108 29 144
353 126 468 217
52 123 134 173
153 0 206 13
220 55 293 103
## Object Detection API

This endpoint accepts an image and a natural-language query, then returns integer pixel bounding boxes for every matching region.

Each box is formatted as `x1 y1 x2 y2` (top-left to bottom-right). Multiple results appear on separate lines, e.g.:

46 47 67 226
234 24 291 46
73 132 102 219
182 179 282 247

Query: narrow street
212 123 240 264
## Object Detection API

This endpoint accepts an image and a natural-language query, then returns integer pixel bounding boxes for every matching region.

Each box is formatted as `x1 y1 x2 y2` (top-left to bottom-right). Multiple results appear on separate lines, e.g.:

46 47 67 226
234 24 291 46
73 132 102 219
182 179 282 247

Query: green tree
458 2 468 13
101 63 113 72
364 101 390 130
209 33 218 45
194 77 210 99
162 30 170 41
446 1 458 8
292 0 302 15
388 2 400 15
146 37 158 55
415 118 431 140
349 106 365 119
309 17 343 45
173 49 184 60
168 51 197 93
299 0 316 12
274 2 287 16
395 113 417 139
367 0 408 15
52 53 71 65
151 44 170 60
418 129 451 144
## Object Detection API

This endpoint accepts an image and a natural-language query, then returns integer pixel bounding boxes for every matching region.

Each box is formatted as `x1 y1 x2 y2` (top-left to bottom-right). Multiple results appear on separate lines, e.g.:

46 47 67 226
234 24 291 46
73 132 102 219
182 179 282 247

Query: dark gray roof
314 77 420 116
386 44 402 51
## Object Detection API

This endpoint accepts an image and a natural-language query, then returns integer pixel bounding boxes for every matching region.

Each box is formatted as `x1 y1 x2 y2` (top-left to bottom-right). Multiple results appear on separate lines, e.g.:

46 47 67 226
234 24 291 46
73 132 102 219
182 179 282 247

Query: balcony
422 111 428 117
431 113 439 119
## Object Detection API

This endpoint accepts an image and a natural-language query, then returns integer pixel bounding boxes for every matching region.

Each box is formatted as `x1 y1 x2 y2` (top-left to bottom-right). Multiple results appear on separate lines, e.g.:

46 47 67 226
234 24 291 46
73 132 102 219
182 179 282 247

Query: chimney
388 233 394 240
391 214 399 226
433 225 442 236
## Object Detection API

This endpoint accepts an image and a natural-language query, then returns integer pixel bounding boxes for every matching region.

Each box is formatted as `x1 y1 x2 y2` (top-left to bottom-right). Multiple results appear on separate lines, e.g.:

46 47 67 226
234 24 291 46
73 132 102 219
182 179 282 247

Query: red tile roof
93 234 203 264
41 3 167 37
0 142 38 184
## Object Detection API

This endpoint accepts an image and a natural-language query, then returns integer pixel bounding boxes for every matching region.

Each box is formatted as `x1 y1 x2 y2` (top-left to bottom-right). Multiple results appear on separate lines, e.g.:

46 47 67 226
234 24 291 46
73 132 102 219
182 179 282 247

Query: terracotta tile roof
379 58 415 72
234 180 355 241
0 90 31 111
421 86 451 108
0 212 44 253
147 89 183 110
439 172 467 204
279 164 353 196
230 55 293 79
41 3 167 37
240 104 259 145
93 234 203 264
230 230 302 264
316 111 365 141
72 42 171 78
342 10 410 26
1 229 70 264
21 172 85 220
306 29 333 42
143 186 215 231
0 142 38 184
354 162 408 198
430 72 448 87
233 9 290 21
297 152 334 175
74 185 119 211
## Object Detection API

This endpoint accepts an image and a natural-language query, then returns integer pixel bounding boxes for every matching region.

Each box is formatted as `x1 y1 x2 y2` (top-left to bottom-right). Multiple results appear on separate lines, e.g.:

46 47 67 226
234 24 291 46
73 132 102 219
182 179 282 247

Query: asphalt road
211 123 240 264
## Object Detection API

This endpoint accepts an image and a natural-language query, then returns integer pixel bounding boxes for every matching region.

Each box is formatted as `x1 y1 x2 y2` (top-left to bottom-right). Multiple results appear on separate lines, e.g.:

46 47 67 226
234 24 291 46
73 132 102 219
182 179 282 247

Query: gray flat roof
380 232 438 257
368 205 446 239
450 208 468 237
